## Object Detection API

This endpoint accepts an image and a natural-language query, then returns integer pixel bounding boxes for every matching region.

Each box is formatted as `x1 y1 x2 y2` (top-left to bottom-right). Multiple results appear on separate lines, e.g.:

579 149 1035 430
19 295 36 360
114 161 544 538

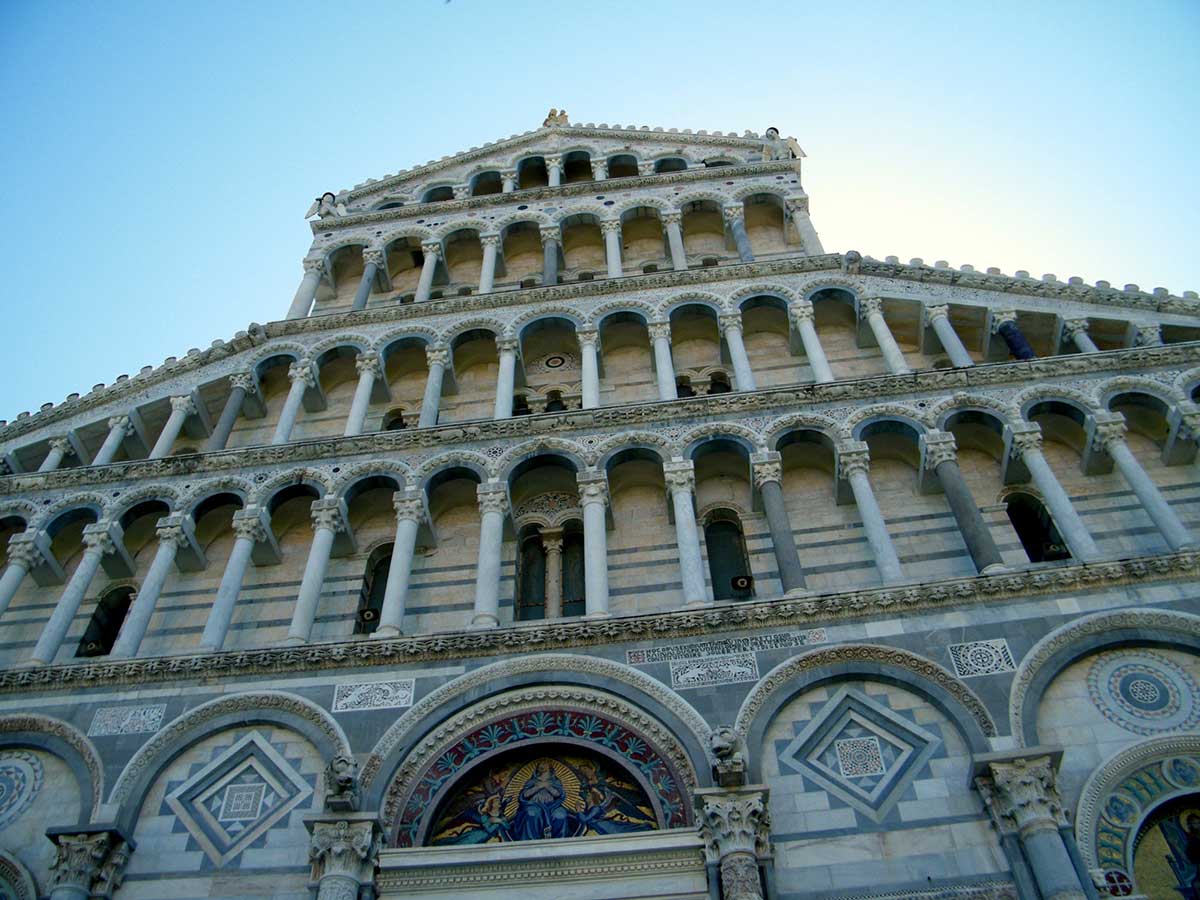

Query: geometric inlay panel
165 732 312 866
948 639 1015 678
0 751 42 830
779 687 941 823
1087 651 1200 736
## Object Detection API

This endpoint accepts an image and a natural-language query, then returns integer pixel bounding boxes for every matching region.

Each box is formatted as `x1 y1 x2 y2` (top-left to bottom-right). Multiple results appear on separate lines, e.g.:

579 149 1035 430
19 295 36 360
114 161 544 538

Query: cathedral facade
0 114 1196 900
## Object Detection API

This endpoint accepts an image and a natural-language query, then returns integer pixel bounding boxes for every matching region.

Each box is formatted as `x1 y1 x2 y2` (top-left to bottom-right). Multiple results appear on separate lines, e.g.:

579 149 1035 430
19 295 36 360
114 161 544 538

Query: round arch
0 713 103 822
413 451 494 489
249 467 334 508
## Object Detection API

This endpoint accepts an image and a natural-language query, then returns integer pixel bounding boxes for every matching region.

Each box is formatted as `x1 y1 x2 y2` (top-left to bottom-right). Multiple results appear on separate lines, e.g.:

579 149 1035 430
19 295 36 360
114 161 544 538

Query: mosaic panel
670 652 759 689
164 731 313 867
947 639 1015 678
778 687 942 823
626 629 826 665
0 751 42 830
88 703 168 736
1087 651 1200 736
429 750 657 845
332 679 415 713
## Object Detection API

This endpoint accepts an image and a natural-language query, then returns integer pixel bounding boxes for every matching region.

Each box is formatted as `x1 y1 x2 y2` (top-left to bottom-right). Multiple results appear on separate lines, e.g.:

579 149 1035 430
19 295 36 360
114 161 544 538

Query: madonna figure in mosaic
430 750 658 845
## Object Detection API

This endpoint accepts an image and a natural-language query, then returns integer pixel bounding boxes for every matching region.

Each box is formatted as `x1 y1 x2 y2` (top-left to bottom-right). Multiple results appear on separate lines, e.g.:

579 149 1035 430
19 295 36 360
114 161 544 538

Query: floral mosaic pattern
1087 651 1200 736
395 709 686 847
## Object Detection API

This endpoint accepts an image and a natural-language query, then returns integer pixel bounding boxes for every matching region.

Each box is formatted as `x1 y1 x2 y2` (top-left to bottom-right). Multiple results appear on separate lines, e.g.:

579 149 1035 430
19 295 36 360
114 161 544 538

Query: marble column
31 523 115 664
590 159 608 181
578 328 601 409
541 528 564 619
306 818 381 900
752 453 805 593
1008 423 1101 562
578 471 610 617
861 298 911 375
286 257 325 320
975 754 1087 900
838 442 904 584
272 360 316 445
924 432 1005 574
648 322 678 401
663 461 708 605
414 242 441 303
601 220 623 278
199 507 267 651
546 154 563 187
724 206 754 262
478 233 499 293
493 337 518 419
790 301 834 383
663 211 687 271
344 354 381 437
285 499 344 645
695 787 771 900
373 492 423 638
419 345 449 428
540 226 560 287
1093 414 1195 549
149 395 194 459
38 437 74 472
0 532 45 619
720 312 757 392
46 828 132 900
109 518 191 658
471 483 507 628
1062 318 1098 354
349 249 381 311
927 305 974 368
501 169 517 193
207 373 256 451
993 310 1036 360
93 415 132 466
787 199 825 254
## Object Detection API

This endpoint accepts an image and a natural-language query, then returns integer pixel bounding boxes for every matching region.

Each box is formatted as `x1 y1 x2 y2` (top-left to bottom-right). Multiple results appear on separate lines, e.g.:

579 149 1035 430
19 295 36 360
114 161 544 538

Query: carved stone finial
323 754 360 812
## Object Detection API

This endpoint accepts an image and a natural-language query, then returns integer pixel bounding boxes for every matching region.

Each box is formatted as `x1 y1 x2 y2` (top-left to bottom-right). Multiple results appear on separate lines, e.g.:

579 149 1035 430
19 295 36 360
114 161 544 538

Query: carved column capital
1061 318 1090 340
362 248 385 268
495 336 519 355
5 531 46 571
392 492 424 523
354 354 382 379
576 327 599 350
155 516 192 549
975 754 1067 839
662 460 695 494
310 499 346 534
577 470 609 507
106 415 132 434
1136 323 1162 346
47 436 74 456
539 226 561 245
500 168 518 183
540 530 564 553
231 506 269 543
307 816 381 895
479 232 500 249
47 828 132 899
859 297 884 318
544 154 563 170
750 452 783 489
990 309 1019 332
661 210 682 227
788 301 814 325
452 185 470 200
1008 422 1043 455
1091 412 1128 453
288 359 317 388
169 394 196 416
786 197 809 215
229 371 259 395
647 321 672 342
590 160 608 178
477 483 509 515
722 205 744 223
425 344 450 367
925 304 951 324
837 440 871 479
302 256 327 275
922 431 958 470
719 312 744 336
599 219 622 236
81 522 116 556
695 787 770 900
420 241 442 259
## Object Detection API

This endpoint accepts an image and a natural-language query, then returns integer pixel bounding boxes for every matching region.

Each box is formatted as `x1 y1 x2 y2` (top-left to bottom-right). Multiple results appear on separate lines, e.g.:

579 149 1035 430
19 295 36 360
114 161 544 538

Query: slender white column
272 360 315 445
1062 319 1098 353
0 533 43 619
790 302 834 383
663 462 708 605
38 437 73 473
578 472 610 617
93 415 132 466
578 328 601 409
541 530 564 618
546 155 563 187
285 500 344 645
286 257 325 320
787 200 825 253
648 322 678 401
1009 425 1100 562
110 519 188 658
351 250 384 312
752 454 806 593
1094 415 1195 549
861 298 911 375
493 337 518 419
724 206 754 262
540 227 560 287
344 355 380 437
419 346 448 428
207 373 255 451
501 169 517 193
374 493 423 638
149 395 194 459
601 220 623 278
478 234 499 294
31 523 114 664
719 313 757 391
199 508 264 651
839 444 904 584
927 305 974 368
414 242 441 302
663 212 687 272
590 159 608 181
471 484 508 628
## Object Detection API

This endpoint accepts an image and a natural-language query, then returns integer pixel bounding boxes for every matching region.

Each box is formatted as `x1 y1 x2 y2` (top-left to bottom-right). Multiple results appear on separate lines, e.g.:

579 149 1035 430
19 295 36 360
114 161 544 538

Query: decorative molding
87 703 167 737
0 712 103 818
332 679 415 713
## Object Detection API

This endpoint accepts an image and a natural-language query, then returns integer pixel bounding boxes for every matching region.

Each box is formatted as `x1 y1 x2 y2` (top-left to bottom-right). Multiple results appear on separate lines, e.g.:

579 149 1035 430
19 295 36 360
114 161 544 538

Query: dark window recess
383 410 407 431
707 373 732 394
76 587 135 657
515 537 546 621
513 396 532 416
676 378 696 398
356 549 392 634
562 532 586 617
545 391 567 412
1005 493 1070 563
705 517 754 601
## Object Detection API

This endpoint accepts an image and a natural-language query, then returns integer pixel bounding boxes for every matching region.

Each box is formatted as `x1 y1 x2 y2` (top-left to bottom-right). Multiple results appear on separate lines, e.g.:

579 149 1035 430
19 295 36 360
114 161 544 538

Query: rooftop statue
543 108 570 127
305 191 347 220
761 126 803 161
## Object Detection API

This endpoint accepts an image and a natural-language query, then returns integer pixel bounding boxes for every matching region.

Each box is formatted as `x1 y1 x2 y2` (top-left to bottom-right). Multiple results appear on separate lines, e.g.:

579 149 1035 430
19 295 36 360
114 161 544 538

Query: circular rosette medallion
1087 651 1200 736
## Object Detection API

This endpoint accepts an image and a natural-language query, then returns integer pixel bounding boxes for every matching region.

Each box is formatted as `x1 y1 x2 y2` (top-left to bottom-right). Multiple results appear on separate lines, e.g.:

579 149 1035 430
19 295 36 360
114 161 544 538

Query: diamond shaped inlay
166 732 312 866
779 687 941 823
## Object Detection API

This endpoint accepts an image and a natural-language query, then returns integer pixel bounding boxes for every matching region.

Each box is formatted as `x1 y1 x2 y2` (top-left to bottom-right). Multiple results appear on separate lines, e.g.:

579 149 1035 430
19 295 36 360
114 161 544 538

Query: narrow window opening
76 586 135 657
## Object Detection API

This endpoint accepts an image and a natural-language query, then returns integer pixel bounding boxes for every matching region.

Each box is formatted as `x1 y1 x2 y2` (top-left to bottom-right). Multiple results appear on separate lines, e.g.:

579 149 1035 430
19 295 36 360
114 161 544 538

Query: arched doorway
1130 792 1200 898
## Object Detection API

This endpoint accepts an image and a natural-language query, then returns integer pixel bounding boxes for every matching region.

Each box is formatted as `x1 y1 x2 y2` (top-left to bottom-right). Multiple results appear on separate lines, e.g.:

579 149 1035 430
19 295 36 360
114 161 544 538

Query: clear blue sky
1 0 1197 419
